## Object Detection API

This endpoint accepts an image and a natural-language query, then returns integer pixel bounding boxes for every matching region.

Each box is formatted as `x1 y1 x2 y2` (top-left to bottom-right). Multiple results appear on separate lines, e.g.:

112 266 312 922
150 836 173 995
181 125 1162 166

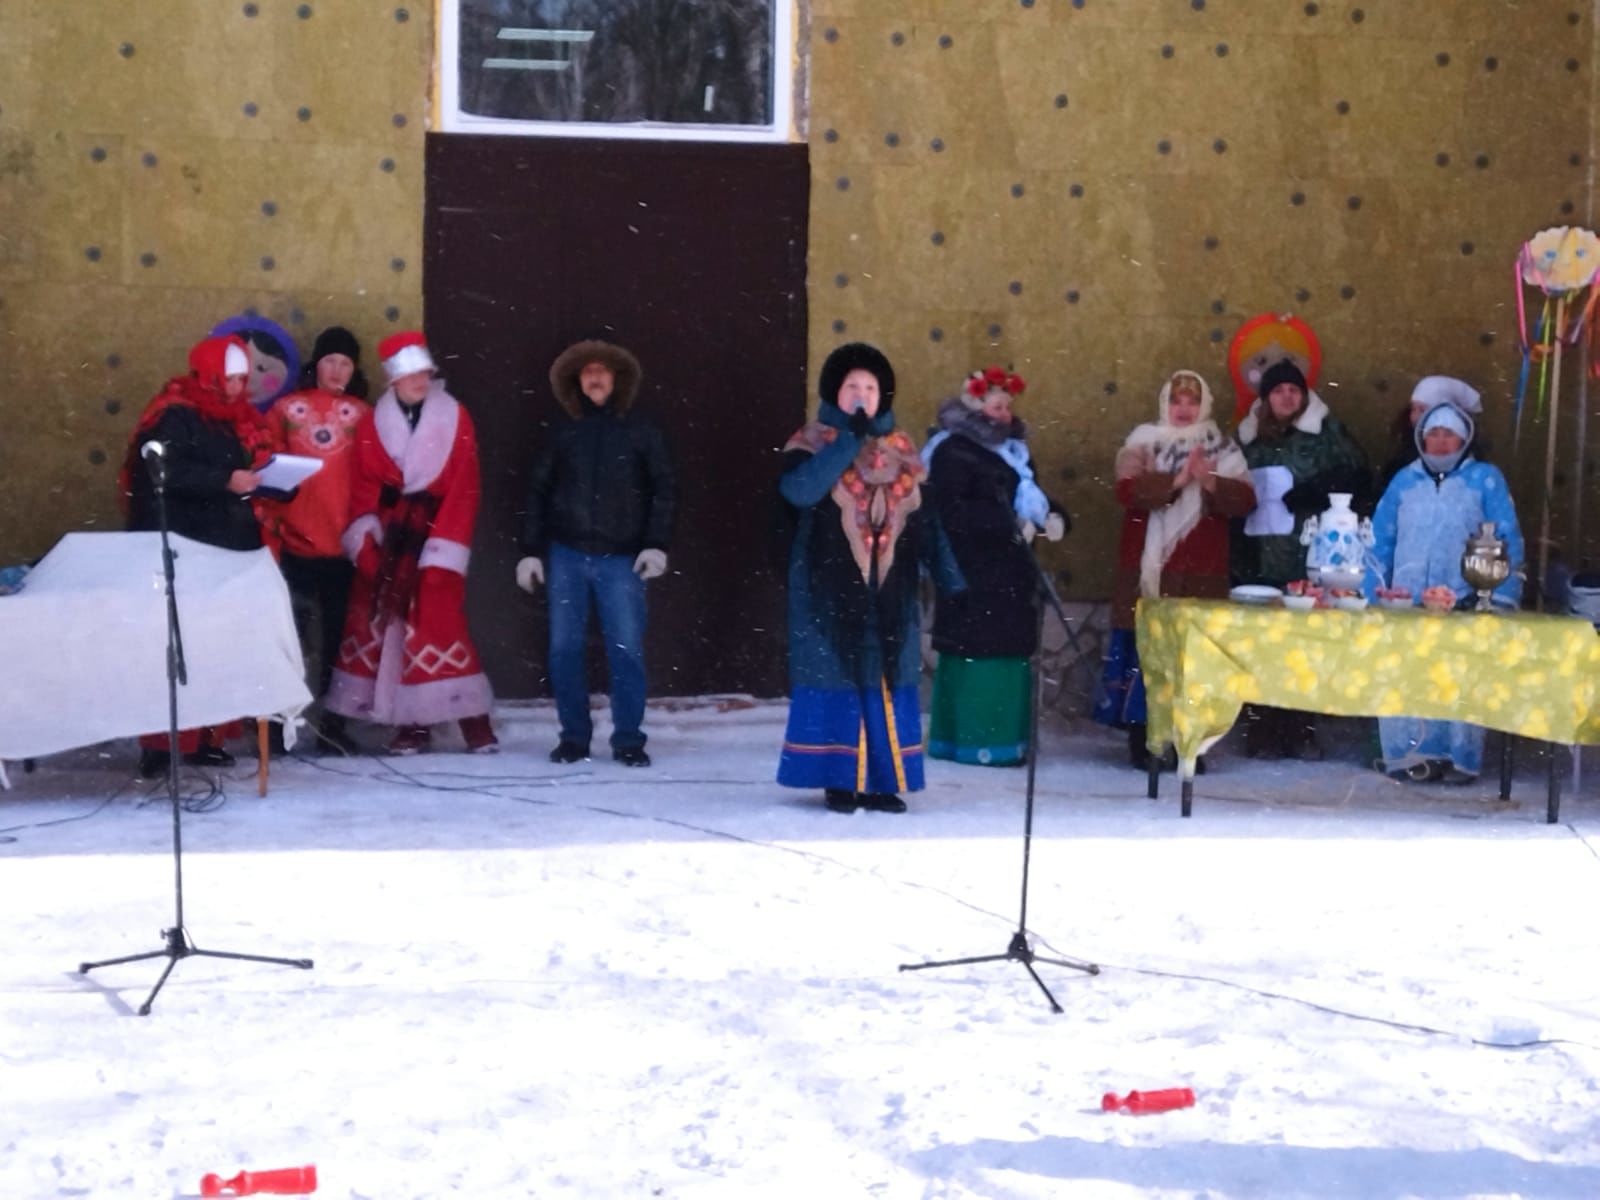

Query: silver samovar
1460 522 1511 611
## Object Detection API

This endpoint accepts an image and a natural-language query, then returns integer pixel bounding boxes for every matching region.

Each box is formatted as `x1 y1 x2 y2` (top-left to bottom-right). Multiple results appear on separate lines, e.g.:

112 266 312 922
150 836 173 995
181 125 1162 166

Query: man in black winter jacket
516 339 676 767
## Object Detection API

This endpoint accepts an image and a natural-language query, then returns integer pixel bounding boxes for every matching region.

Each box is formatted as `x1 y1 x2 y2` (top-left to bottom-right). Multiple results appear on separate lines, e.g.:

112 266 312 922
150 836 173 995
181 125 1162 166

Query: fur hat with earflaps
549 338 643 417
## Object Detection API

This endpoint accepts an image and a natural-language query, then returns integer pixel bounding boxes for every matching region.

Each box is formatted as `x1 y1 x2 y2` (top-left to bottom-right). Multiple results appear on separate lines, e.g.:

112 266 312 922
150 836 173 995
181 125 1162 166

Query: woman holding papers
120 333 277 777
1232 359 1371 759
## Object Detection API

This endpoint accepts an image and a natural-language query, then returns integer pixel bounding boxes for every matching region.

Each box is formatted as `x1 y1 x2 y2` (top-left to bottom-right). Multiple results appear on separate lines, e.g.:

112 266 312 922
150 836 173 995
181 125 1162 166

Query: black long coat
928 433 1053 659
128 405 262 551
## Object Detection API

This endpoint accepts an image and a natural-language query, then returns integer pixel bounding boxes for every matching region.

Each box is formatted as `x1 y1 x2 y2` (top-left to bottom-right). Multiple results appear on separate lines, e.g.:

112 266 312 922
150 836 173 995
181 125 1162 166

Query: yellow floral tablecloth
1136 598 1600 777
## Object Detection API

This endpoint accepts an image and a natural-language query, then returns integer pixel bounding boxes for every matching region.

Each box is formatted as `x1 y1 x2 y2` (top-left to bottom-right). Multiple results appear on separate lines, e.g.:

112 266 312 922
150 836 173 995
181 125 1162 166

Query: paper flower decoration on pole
1514 225 1600 603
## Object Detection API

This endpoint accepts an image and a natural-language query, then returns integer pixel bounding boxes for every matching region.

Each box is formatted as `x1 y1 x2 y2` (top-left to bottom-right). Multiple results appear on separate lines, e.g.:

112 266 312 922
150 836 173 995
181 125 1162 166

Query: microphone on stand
141 439 168 488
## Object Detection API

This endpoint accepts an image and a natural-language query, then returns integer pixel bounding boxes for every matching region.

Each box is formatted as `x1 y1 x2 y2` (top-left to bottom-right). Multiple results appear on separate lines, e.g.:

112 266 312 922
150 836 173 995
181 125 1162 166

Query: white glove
633 548 668 580
515 556 544 592
1044 512 1066 542
1018 520 1038 544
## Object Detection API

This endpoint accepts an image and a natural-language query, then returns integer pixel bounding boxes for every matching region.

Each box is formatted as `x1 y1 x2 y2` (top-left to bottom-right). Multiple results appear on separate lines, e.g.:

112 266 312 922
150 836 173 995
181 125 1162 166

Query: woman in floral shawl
1094 369 1255 769
777 343 963 814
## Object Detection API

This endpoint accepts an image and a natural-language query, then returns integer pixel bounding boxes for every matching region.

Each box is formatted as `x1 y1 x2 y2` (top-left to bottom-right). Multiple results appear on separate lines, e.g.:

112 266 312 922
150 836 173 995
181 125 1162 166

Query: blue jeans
547 542 648 750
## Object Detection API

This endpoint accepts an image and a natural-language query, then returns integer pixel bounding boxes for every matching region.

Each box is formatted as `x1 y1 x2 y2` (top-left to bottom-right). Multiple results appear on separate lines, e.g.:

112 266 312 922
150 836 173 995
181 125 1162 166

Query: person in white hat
1367 399 1523 783
323 331 499 756
1379 375 1483 489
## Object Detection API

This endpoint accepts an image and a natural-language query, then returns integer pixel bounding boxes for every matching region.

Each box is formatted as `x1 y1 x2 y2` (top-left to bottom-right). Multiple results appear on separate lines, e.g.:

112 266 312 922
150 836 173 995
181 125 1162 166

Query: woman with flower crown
922 365 1068 766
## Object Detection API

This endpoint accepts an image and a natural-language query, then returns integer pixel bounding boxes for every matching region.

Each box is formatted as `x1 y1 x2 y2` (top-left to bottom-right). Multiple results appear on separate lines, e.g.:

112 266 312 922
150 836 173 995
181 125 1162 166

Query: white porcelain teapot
1299 493 1373 589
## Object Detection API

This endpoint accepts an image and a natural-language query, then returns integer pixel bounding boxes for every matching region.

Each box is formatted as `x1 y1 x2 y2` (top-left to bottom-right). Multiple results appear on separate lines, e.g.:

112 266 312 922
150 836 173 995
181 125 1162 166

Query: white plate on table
1229 585 1283 606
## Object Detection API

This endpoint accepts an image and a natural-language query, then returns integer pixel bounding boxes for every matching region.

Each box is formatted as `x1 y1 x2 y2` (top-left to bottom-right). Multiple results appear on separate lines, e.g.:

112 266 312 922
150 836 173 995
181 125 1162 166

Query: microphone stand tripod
78 447 312 1015
900 546 1098 1012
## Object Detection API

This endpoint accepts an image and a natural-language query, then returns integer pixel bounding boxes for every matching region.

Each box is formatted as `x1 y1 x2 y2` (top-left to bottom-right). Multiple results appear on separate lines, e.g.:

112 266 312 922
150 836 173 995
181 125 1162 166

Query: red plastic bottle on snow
199 1164 318 1196
1101 1088 1196 1114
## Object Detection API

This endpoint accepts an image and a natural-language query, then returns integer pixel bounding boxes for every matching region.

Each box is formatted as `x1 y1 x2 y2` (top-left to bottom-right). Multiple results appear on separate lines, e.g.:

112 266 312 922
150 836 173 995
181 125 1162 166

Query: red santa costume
324 332 497 753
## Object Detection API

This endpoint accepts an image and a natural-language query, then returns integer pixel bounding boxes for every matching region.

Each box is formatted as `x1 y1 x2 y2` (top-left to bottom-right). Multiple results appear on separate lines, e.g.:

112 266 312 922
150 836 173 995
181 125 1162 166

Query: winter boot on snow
1243 706 1280 760
1289 716 1323 762
824 789 860 813
386 724 431 756
460 715 499 754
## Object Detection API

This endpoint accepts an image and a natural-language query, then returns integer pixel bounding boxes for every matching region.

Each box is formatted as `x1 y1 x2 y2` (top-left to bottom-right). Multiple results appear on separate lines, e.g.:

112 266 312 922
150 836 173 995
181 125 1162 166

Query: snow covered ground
2 700 1598 1200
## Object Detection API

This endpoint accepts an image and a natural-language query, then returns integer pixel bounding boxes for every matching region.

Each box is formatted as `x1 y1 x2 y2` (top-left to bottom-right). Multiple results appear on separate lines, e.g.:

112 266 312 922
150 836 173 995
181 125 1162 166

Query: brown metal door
424 134 808 699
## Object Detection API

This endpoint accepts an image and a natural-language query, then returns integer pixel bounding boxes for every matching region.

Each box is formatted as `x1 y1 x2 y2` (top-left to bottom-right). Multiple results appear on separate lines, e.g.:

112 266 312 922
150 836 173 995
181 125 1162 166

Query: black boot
184 744 235 768
861 792 908 813
316 712 359 756
1245 706 1280 760
138 748 170 780
549 741 590 764
824 789 860 813
1274 710 1318 760
1293 716 1324 761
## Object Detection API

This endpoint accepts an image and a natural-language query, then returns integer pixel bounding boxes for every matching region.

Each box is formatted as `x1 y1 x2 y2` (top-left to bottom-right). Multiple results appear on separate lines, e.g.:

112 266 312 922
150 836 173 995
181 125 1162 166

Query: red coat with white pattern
325 380 494 726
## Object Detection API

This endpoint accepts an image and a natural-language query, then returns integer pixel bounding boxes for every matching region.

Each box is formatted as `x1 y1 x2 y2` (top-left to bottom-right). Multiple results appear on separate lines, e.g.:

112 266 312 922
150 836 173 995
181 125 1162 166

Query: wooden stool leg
257 719 269 798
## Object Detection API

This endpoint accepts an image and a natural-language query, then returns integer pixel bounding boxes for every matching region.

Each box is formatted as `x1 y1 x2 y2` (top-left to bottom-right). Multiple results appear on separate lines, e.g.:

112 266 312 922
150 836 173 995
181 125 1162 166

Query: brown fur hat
548 339 643 418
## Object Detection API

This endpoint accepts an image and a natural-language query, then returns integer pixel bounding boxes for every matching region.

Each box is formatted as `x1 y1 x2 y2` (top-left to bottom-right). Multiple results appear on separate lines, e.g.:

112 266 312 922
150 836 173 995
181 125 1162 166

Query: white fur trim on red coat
341 513 383 562
419 537 471 575
373 381 461 494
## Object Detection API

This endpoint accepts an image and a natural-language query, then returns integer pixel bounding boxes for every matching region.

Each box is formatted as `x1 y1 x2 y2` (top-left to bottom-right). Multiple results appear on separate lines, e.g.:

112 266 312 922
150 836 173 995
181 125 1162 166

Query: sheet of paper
254 454 323 493
1244 466 1296 536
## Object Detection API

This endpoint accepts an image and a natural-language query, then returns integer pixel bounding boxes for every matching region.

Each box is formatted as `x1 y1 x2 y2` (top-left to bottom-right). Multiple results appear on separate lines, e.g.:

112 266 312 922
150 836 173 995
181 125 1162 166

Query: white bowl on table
1282 594 1317 611
1331 594 1369 611
1315 566 1366 593
1229 585 1283 606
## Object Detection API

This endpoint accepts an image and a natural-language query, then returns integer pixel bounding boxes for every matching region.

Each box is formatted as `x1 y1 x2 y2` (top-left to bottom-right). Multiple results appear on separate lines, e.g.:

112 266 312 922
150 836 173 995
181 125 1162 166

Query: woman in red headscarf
120 334 277 777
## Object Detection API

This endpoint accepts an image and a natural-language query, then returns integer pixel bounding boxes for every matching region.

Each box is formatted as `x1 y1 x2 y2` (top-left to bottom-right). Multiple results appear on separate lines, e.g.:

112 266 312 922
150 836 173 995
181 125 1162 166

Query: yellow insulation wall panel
0 0 429 559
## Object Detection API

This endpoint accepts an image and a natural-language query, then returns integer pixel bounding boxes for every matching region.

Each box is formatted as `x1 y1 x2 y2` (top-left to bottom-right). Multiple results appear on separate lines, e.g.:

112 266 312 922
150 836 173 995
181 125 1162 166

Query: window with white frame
440 0 793 141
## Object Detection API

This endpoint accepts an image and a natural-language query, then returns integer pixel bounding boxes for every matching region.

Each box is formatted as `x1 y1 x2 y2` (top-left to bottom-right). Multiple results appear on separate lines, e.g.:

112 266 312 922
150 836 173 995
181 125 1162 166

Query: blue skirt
778 683 926 794
1092 628 1147 727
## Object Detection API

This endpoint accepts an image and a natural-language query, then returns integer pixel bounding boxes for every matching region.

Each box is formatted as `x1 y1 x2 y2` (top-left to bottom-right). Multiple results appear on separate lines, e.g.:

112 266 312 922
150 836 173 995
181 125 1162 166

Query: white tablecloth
0 532 310 763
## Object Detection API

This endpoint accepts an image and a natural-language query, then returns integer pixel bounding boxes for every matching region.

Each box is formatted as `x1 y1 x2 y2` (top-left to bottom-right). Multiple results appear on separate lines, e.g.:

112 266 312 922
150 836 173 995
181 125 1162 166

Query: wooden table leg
1181 776 1193 819
1147 754 1160 800
1499 734 1513 802
257 719 269 798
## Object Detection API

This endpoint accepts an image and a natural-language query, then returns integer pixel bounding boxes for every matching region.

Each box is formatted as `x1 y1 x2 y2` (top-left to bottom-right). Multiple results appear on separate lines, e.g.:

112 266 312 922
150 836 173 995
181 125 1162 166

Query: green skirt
927 655 1030 765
